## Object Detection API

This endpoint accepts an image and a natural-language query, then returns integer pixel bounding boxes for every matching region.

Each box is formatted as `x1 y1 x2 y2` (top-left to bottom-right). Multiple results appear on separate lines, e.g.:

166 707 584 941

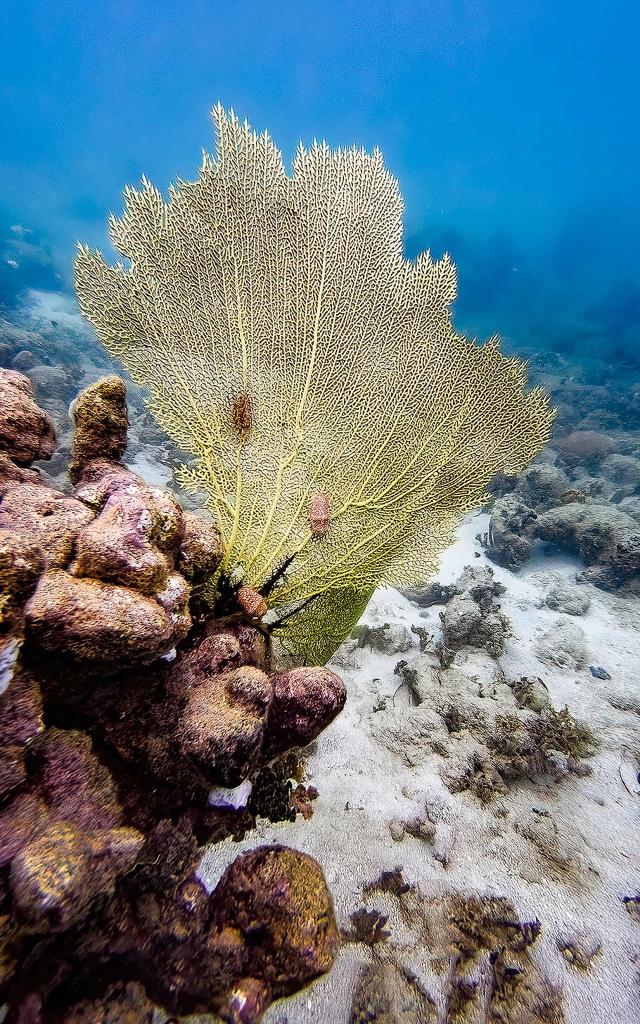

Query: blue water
1 0 638 369
2 11 640 1021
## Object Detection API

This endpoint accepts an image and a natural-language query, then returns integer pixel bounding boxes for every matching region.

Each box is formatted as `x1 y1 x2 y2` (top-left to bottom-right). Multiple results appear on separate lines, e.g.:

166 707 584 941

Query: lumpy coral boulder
0 726 145 933
536 501 640 590
485 490 640 592
0 368 57 464
0 482 94 570
25 568 191 665
71 487 178 593
68 374 128 481
484 494 538 570
263 666 347 758
438 565 511 659
211 844 340 1015
0 374 343 1022
10 819 144 930
177 665 274 786
0 373 224 667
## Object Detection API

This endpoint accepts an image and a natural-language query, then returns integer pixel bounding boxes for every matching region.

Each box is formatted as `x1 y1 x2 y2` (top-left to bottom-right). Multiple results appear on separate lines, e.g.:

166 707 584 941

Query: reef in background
0 366 346 1023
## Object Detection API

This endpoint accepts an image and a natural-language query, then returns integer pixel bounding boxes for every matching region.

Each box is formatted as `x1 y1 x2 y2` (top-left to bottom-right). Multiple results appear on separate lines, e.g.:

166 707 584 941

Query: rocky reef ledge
0 368 346 1022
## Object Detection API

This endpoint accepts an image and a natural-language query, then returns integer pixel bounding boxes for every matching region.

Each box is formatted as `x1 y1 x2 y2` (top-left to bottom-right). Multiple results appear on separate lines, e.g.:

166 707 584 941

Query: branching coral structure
76 106 553 661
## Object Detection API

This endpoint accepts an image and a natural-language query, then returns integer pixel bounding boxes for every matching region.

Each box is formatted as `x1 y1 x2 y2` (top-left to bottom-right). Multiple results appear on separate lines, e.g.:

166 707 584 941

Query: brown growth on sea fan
237 586 268 618
309 492 331 537
230 391 253 439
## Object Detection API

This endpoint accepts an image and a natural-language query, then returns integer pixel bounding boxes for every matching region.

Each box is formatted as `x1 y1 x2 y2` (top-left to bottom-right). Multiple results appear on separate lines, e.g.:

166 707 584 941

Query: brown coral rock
69 376 128 482
10 350 39 372
178 510 223 583
0 529 44 598
350 961 437 1023
10 821 97 928
172 631 244 688
0 793 48 868
62 982 156 1024
26 364 74 404
0 662 43 747
10 820 143 930
178 665 273 785
117 483 185 555
38 728 122 831
263 666 347 758
0 529 44 630
0 368 57 464
25 569 191 664
555 430 613 464
0 745 26 800
0 482 94 570
0 453 41 497
215 621 271 671
221 977 271 1024
156 572 192 626
73 459 143 510
211 844 340 1009
71 489 172 594
171 623 270 700
72 470 186 595
0 373 346 1022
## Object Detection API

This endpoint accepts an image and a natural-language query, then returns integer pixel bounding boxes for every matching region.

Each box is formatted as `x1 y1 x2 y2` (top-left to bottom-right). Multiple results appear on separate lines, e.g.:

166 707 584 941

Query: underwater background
2 3 640 1023
2 0 639 376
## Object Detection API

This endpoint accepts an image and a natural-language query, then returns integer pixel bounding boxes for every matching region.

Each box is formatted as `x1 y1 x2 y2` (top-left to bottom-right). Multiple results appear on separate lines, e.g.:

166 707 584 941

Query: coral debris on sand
0 368 345 1023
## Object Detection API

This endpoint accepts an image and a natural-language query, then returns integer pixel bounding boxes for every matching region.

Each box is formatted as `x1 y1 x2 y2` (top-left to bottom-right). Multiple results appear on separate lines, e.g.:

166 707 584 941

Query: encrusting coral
75 105 553 663
0 371 345 1022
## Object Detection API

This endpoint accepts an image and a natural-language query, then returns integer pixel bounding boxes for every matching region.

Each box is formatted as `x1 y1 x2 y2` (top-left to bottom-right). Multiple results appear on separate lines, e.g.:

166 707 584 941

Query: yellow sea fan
75 106 553 659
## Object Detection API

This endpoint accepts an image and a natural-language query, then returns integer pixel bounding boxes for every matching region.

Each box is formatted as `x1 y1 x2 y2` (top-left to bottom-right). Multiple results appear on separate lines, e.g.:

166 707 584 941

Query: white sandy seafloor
198 511 640 1024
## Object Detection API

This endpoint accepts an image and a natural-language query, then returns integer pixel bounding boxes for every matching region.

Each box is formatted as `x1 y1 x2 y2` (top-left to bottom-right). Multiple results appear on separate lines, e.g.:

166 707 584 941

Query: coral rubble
0 372 345 1022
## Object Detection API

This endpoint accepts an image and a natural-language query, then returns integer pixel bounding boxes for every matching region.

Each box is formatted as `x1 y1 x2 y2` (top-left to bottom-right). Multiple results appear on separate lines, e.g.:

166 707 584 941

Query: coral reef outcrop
0 368 57 465
536 502 640 590
436 565 511 659
0 373 345 1022
484 477 640 592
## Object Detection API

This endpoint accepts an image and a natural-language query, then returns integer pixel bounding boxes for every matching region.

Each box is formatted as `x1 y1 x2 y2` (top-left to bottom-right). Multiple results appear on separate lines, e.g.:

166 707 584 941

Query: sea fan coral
75 106 553 661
